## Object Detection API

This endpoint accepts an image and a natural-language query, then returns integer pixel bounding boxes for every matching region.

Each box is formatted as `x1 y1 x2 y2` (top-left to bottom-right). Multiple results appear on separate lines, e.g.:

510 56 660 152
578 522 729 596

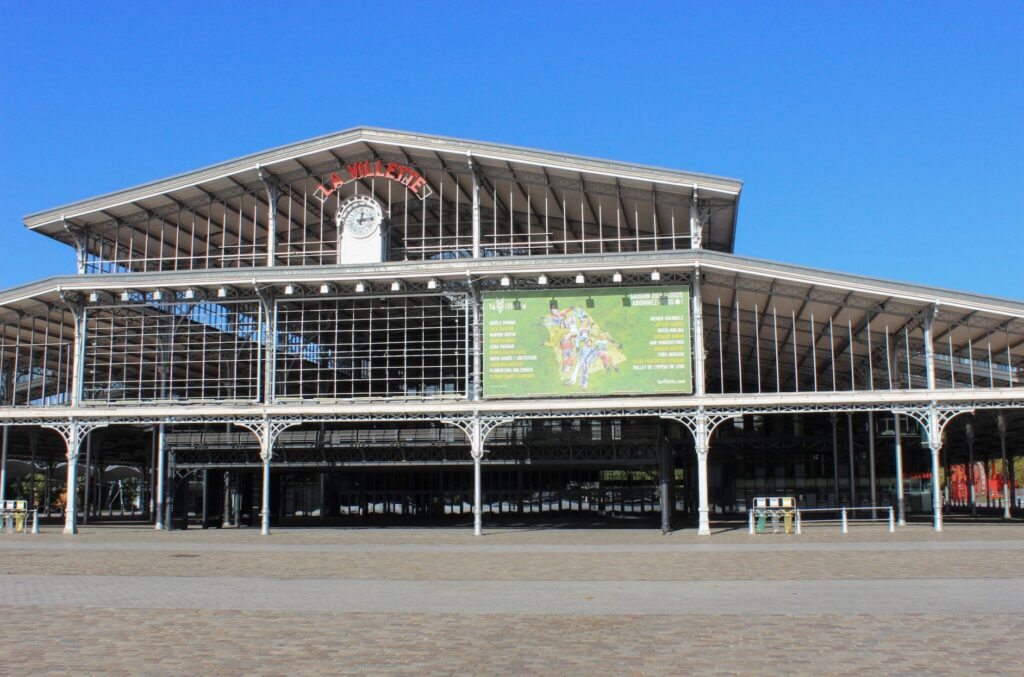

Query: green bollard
756 510 767 534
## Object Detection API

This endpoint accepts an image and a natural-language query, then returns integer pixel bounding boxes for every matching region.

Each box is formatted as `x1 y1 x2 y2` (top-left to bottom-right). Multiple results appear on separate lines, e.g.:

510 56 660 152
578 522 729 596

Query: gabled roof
23 126 744 253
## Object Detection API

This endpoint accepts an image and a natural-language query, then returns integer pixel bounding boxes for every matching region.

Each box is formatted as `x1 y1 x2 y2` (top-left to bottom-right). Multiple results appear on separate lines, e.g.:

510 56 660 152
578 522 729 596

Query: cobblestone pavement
0 521 1022 675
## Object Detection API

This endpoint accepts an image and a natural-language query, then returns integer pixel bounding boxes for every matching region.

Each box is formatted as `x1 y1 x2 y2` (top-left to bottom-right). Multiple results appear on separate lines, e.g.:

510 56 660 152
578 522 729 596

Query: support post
470 283 482 401
830 413 840 507
258 293 277 406
691 265 705 397
164 450 174 529
82 433 92 526
694 414 711 536
926 408 944 533
868 411 877 519
923 305 937 391
995 413 1010 519
0 424 8 506
847 412 857 507
260 422 273 536
63 219 88 275
222 471 232 528
1013 455 1018 513
471 415 484 536
894 413 906 526
201 468 209 528
468 153 481 259
689 188 702 250
66 297 87 408
61 422 85 535
259 168 278 267
659 429 673 535
966 420 976 518
154 422 166 530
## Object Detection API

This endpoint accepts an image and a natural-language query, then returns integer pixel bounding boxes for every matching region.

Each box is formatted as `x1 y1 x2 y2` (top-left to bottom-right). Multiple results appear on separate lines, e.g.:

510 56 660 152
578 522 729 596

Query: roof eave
23 126 743 231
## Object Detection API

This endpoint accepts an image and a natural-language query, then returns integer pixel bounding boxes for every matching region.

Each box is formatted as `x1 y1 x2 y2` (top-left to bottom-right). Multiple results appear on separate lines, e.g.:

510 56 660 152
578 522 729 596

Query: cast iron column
997 413 1011 519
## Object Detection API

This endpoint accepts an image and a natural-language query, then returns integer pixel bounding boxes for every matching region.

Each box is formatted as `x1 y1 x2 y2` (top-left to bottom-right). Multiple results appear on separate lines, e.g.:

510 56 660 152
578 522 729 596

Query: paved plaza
1 520 1022 675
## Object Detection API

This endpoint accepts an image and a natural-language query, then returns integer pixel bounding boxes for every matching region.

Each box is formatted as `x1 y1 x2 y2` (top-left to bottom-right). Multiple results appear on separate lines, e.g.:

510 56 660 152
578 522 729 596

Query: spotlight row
499 270 660 286
87 270 665 302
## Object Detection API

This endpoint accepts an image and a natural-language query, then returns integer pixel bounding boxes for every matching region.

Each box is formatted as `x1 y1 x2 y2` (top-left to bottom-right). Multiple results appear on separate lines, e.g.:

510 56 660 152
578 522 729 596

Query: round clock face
336 196 383 239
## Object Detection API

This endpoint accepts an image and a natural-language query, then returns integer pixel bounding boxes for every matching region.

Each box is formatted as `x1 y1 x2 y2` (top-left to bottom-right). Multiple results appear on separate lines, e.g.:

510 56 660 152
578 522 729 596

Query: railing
793 506 895 534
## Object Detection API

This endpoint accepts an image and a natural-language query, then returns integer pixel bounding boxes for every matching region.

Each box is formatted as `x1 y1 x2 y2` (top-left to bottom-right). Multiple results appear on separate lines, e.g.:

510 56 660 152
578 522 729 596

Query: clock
336 196 383 239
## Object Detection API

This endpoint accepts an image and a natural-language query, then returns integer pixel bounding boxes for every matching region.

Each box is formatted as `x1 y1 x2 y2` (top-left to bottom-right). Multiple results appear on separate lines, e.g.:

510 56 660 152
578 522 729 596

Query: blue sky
1 2 1021 298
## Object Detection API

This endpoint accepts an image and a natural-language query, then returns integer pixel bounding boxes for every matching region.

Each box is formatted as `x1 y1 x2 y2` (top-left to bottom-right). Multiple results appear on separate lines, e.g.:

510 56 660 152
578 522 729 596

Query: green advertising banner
483 286 692 398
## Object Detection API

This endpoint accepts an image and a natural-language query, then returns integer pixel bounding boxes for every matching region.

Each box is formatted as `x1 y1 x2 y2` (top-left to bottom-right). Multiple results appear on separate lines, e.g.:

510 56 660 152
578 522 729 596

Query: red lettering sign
314 158 433 202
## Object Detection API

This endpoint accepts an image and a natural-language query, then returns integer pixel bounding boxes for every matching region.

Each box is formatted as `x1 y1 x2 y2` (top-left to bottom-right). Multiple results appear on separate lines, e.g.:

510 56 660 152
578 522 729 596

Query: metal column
471 416 483 536
692 265 705 397
82 433 91 526
922 308 943 532
154 422 166 530
966 420 976 518
694 414 712 536
830 413 840 507
260 424 273 536
894 413 906 526
926 409 944 533
659 430 673 535
64 451 79 534
468 153 481 259
259 168 277 267
27 430 38 514
222 471 232 528
0 425 8 506
997 413 1011 518
201 468 209 528
62 423 86 535
868 411 877 518
847 412 856 507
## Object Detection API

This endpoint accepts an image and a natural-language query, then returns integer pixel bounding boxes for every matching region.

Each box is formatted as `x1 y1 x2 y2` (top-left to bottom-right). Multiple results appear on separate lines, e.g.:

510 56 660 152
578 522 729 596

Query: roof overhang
23 126 743 253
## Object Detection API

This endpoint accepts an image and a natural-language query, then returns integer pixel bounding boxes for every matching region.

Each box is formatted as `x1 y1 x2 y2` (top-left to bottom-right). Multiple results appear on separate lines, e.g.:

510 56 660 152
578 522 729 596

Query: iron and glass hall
1 127 1021 536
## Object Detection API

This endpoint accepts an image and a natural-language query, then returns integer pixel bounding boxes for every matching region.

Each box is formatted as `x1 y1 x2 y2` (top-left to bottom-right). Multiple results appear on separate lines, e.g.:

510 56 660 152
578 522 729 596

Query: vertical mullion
753 304 761 393
772 306 780 392
734 297 743 393
810 314 818 391
791 310 799 392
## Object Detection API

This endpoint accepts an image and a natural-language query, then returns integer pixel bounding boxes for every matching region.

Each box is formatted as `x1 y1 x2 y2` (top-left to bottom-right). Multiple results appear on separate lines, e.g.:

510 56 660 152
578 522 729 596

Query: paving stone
0 521 1020 675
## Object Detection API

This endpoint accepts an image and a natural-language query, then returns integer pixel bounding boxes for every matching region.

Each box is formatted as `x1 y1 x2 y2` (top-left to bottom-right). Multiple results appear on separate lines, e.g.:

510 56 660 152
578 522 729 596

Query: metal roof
22 126 744 255
2 250 1022 372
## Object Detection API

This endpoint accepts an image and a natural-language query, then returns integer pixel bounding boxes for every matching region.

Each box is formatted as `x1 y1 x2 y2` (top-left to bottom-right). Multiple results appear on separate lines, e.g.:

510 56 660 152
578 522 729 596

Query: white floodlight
217 287 229 298
319 283 334 295
284 284 296 295
88 291 100 303
575 273 585 284
120 291 132 302
151 290 164 301
427 278 439 290
355 281 367 293
500 275 511 287
612 271 623 283
390 280 402 291
183 288 196 300
650 270 661 281
537 274 548 285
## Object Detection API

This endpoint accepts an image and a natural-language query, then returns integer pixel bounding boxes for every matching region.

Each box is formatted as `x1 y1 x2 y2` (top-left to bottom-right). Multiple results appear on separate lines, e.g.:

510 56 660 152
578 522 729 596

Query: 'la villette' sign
315 159 434 202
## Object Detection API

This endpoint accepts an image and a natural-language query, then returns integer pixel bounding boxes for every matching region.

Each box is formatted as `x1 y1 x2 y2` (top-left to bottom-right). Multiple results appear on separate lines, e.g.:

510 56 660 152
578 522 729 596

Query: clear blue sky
1 2 1021 298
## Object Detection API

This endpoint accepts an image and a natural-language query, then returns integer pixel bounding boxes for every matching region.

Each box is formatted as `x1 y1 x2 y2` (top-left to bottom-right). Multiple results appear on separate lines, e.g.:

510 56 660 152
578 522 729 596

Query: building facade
1 127 1021 535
